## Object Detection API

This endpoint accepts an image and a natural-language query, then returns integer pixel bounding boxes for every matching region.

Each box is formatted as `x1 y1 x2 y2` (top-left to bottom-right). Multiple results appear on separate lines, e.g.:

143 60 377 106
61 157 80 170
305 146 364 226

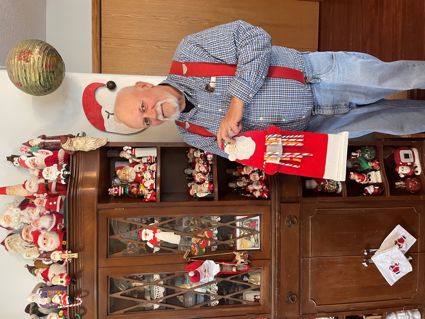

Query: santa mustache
154 96 180 121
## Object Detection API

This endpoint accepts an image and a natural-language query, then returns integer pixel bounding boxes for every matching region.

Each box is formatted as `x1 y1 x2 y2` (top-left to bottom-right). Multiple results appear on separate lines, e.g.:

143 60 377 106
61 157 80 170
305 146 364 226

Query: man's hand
217 97 244 149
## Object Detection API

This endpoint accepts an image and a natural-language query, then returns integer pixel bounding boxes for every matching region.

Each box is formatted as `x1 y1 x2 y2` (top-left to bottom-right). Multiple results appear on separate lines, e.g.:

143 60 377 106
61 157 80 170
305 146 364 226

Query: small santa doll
40 164 70 185
7 149 69 171
139 227 181 253
26 263 72 286
27 194 64 213
0 203 32 230
30 213 64 232
116 165 144 183
31 229 65 252
1 233 40 259
22 133 75 151
185 258 251 284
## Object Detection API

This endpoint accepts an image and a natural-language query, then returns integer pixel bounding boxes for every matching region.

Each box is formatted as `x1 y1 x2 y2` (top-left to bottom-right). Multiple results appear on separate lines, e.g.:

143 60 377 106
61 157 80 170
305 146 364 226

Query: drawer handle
286 292 298 304
285 215 298 228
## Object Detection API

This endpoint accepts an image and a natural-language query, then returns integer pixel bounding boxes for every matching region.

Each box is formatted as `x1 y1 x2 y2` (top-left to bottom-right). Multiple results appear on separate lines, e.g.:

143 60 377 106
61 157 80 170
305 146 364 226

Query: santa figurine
26 263 72 287
28 283 82 310
1 233 40 259
30 213 64 232
0 203 32 230
305 178 342 194
185 258 252 284
395 177 423 194
27 194 64 213
40 164 70 185
31 229 65 252
363 185 383 196
22 133 76 151
116 165 144 184
349 171 382 184
139 226 181 253
7 149 70 172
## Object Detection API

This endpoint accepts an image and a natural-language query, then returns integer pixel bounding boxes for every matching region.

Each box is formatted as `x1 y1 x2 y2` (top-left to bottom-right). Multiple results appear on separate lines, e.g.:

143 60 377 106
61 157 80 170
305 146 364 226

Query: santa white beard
31 215 56 231
38 231 61 252
42 165 61 181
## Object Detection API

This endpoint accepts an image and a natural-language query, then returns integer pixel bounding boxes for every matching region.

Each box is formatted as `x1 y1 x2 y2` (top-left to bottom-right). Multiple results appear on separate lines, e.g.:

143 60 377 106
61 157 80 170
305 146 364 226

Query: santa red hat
185 260 204 283
82 81 144 135
0 184 32 196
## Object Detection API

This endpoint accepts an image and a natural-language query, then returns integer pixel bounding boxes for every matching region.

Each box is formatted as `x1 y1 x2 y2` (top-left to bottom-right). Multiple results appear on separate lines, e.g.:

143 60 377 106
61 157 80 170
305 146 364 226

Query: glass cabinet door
98 206 270 267
98 261 270 318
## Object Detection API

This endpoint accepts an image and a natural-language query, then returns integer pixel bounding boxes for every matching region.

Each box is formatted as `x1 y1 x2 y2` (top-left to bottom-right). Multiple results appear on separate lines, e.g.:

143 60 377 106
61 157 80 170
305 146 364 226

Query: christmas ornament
6 39 65 96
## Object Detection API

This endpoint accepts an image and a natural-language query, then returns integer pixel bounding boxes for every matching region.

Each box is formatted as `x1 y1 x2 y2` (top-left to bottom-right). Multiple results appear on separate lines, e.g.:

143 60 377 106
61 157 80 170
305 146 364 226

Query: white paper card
371 246 413 286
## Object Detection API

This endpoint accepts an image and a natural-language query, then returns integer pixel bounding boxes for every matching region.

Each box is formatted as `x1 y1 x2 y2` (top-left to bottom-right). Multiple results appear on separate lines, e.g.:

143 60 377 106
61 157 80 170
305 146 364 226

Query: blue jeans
303 51 425 137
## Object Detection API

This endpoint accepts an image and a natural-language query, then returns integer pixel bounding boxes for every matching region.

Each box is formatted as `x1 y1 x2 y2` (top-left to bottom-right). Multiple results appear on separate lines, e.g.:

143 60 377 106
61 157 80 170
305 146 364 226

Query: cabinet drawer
302 204 423 257
301 253 425 314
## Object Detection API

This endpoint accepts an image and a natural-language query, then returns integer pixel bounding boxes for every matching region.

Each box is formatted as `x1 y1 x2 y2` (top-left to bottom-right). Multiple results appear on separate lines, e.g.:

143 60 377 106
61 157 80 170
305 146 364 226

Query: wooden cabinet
68 139 425 319
68 143 274 319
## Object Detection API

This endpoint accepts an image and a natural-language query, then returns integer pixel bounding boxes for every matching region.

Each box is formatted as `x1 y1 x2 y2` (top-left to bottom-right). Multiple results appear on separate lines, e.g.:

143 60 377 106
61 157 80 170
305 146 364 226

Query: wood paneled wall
94 0 319 74
319 0 425 99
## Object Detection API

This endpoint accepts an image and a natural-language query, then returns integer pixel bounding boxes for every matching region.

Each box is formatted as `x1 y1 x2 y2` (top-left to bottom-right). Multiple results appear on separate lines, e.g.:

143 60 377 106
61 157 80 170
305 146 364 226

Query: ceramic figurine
0 203 32 230
139 226 182 253
394 147 422 178
1 233 40 259
349 171 382 184
26 263 72 286
363 185 383 196
305 178 342 193
395 177 423 194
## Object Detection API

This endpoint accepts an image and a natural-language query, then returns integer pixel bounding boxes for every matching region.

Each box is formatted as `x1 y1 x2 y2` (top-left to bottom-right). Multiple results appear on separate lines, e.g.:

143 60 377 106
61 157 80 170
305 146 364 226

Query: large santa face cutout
82 82 144 135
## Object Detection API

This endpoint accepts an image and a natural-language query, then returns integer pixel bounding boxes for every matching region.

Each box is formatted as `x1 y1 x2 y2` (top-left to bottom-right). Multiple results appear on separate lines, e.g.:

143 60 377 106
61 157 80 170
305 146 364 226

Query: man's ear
135 81 154 89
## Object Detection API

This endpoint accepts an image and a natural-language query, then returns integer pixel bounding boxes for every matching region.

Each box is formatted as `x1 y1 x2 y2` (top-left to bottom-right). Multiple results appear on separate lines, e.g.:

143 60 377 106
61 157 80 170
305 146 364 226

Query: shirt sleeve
178 128 229 159
177 20 272 104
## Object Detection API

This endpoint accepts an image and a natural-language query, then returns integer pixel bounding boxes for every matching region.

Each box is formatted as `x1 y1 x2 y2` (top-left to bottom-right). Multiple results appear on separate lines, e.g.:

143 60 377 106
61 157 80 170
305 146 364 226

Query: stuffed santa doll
22 134 75 151
139 227 181 253
8 149 70 171
0 203 32 230
27 263 71 286
30 213 64 232
1 233 40 259
223 126 348 181
31 229 65 252
185 258 251 284
27 194 64 213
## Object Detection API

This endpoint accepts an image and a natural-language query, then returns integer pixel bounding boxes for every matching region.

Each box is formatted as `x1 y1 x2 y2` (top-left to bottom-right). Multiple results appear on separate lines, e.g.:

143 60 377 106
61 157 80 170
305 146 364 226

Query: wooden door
95 0 319 74
300 202 425 314
98 261 271 318
98 205 271 267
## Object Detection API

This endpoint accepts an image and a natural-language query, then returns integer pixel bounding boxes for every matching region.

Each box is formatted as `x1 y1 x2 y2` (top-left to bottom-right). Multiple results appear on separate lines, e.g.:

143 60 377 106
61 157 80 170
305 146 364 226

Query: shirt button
302 115 306 119
218 109 222 112
249 94 253 98
282 118 286 122
259 117 264 121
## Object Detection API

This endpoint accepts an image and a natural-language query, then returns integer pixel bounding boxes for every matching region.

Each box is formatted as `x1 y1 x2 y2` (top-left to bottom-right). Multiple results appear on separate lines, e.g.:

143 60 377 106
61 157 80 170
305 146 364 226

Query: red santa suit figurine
139 227 181 253
27 263 71 286
27 194 64 213
31 229 65 252
185 258 251 284
8 149 69 172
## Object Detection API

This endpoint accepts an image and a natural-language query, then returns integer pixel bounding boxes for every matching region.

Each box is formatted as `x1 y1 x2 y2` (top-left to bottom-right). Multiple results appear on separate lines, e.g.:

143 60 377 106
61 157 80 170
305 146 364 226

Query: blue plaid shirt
161 20 314 158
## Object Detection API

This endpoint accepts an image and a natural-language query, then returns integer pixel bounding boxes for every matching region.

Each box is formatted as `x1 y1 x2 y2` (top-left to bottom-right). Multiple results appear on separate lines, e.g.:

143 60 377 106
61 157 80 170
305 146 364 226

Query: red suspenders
171 60 306 136
169 61 306 83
